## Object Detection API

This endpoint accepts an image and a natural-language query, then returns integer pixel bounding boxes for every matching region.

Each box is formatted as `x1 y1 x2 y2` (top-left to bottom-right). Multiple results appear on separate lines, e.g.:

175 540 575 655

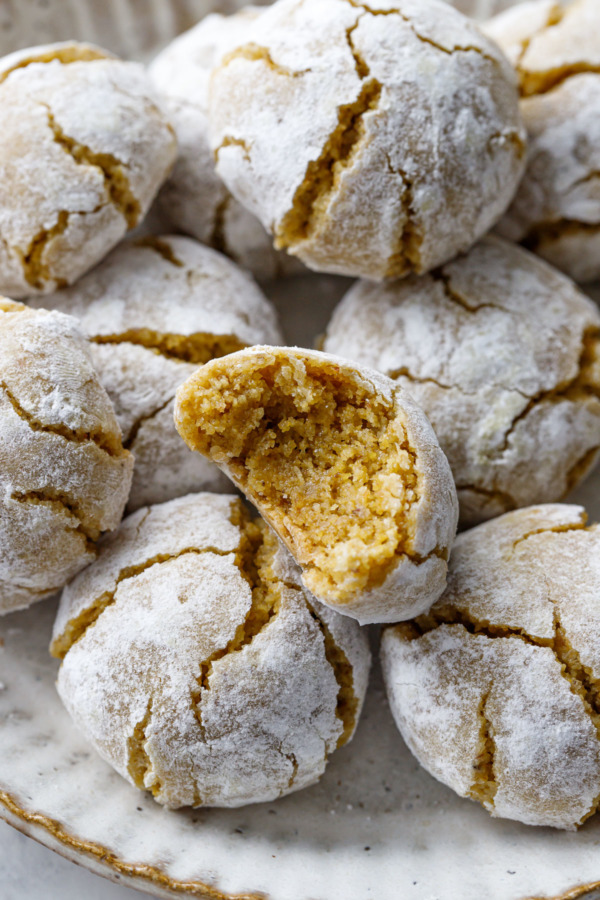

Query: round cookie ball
323 235 600 528
52 492 371 808
149 9 303 283
175 346 459 625
30 235 283 512
0 299 133 615
0 41 176 298
486 0 600 282
208 0 526 281
381 503 600 830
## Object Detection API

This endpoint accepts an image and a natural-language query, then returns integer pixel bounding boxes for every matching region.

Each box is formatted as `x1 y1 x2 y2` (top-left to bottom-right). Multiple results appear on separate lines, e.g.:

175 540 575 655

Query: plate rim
2 785 600 900
0 787 265 900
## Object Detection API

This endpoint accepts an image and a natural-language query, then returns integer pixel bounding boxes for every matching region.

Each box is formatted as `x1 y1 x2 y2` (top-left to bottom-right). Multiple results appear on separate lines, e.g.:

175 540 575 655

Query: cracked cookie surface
208 0 525 280
31 235 283 512
381 503 600 830
0 40 175 297
52 492 371 808
486 0 600 282
175 346 458 625
323 235 600 527
0 299 133 615
148 9 303 283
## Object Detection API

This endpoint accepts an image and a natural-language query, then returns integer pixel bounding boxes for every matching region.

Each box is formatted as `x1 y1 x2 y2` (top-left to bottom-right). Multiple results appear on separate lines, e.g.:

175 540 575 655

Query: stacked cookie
0 0 599 829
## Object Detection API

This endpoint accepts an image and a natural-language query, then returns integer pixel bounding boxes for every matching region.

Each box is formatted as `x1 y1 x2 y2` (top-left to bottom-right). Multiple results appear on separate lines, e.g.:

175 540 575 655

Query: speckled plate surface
1 275 600 900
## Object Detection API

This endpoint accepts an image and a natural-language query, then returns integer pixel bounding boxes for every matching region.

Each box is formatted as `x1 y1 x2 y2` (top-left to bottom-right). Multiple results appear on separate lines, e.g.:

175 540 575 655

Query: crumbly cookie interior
178 355 420 604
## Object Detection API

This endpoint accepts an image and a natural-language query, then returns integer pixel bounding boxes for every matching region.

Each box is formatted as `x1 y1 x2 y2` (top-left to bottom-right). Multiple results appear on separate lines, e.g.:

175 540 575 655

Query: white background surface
0 819 154 900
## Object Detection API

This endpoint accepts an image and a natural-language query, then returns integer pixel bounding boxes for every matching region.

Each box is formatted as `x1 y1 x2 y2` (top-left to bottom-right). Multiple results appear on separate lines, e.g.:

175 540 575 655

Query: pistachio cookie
175 346 458 625
31 236 283 512
149 10 302 282
53 493 371 808
486 0 600 282
382 504 600 830
0 299 133 615
208 0 525 280
323 236 600 527
0 41 176 297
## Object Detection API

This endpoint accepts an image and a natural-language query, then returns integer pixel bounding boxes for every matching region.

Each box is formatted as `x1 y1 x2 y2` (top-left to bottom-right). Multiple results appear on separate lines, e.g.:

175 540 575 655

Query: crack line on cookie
1 381 123 457
0 46 110 85
522 218 600 251
45 106 140 228
127 697 160 797
430 268 513 315
520 63 600 98
306 601 360 750
383 155 422 278
90 331 246 366
209 193 232 255
134 236 184 267
190 517 281 746
214 136 252 164
512 2 564 74
11 489 99 549
467 691 498 809
51 546 238 659
123 396 174 450
220 42 311 79
344 0 502 66
274 77 383 250
494 327 600 457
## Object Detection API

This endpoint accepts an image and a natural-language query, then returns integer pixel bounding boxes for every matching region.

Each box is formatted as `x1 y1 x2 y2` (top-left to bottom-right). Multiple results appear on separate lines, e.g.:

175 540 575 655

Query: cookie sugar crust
175 346 458 625
53 493 371 809
486 0 600 282
0 299 133 615
382 503 600 830
209 0 525 280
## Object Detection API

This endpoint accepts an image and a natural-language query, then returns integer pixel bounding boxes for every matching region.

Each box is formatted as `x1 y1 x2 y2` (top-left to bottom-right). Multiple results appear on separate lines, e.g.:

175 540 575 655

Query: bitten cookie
52 493 371 808
208 0 525 280
0 299 133 615
175 346 458 625
381 504 600 830
486 0 600 282
149 9 302 282
31 236 283 512
323 236 600 527
0 41 176 297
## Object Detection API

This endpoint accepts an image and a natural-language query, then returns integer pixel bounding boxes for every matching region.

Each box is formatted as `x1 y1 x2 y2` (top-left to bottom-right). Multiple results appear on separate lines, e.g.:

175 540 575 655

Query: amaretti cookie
0 299 133 615
30 236 283 512
52 493 371 808
149 10 302 282
175 347 459 625
208 0 526 281
486 0 600 282
381 504 600 830
0 41 176 297
323 236 600 527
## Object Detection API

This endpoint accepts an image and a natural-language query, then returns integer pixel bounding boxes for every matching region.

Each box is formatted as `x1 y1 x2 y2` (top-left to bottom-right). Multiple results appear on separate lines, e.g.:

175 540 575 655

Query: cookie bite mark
176 346 457 622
